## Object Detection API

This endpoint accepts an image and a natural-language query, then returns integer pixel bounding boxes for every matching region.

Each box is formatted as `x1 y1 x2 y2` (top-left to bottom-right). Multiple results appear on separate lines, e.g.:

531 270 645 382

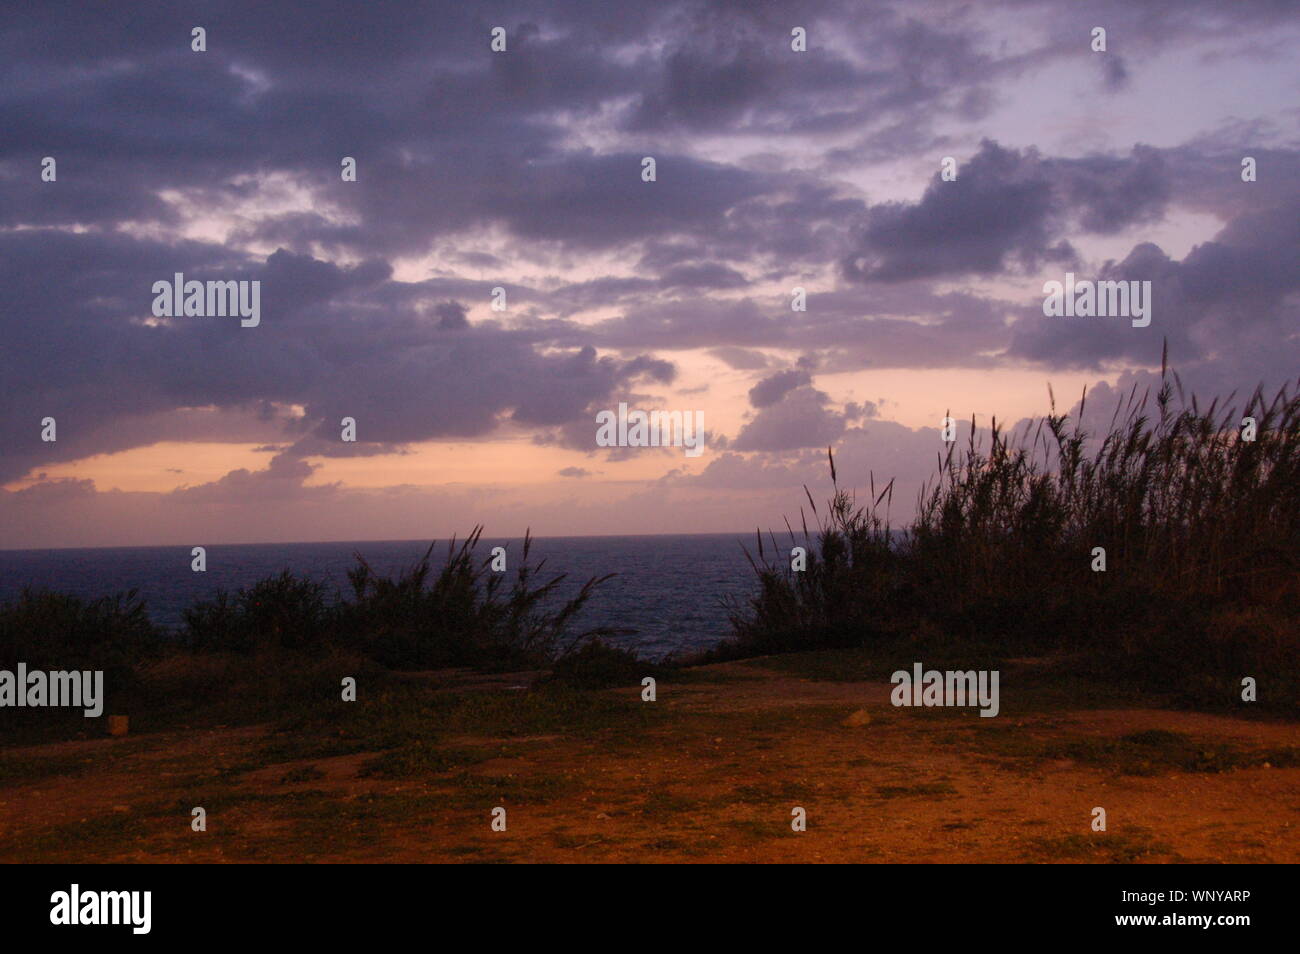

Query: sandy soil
1 661 1296 863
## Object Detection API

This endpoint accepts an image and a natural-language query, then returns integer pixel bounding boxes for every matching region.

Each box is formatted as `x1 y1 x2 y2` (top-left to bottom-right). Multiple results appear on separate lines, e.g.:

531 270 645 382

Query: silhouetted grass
175 526 614 670
721 362 1299 709
334 527 616 670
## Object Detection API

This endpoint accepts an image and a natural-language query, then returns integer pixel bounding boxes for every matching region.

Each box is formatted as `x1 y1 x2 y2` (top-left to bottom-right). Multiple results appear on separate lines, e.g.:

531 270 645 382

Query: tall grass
724 364 1299 705
725 450 903 655
178 527 615 670
336 527 616 670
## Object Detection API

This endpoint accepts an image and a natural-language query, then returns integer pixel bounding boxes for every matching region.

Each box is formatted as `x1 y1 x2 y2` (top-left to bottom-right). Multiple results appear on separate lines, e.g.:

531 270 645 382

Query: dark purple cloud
0 0 1296 518
748 369 812 408
841 141 1173 283
733 386 846 452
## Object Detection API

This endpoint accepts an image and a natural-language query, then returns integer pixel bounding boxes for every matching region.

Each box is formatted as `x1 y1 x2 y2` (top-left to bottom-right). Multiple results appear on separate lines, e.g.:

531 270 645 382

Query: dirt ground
1 659 1296 863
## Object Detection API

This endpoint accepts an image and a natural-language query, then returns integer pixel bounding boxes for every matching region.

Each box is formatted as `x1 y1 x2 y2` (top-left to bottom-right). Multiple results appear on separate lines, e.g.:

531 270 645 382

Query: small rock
842 709 872 726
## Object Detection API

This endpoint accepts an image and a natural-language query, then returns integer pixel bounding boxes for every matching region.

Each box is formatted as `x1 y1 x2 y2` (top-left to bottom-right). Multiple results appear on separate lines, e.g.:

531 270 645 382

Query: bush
0 587 163 733
135 646 376 725
182 571 329 653
179 527 616 672
339 527 616 670
0 587 161 691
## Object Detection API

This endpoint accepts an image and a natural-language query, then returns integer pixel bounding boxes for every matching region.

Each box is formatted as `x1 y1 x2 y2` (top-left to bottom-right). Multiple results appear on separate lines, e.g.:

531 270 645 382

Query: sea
0 534 763 659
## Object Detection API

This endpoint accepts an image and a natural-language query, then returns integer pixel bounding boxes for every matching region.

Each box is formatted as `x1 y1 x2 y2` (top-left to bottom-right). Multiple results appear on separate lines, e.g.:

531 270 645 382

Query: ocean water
0 534 761 659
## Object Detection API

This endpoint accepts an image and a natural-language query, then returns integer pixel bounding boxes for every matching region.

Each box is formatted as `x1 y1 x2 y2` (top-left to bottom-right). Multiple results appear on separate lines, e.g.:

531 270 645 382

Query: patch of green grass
737 704 851 733
245 680 662 793
0 752 98 786
551 832 605 850
0 738 157 786
641 836 687 851
276 682 658 754
1051 730 1299 776
1029 829 1179 864
435 769 578 806
636 789 706 818
732 779 808 803
279 764 326 784
360 743 489 779
741 649 880 682
982 666 1161 716
741 651 1157 718
213 789 448 861
664 666 753 686
957 725 1299 775
874 782 957 798
256 733 378 764
2 801 178 862
730 818 775 842
447 843 489 855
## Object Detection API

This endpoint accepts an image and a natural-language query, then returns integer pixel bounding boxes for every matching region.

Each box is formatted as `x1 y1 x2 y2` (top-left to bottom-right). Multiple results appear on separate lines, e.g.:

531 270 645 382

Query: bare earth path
2 659 1296 863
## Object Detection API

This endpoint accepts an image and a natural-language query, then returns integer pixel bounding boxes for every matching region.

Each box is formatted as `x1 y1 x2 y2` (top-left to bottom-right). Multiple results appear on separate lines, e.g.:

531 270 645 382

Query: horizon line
0 529 761 555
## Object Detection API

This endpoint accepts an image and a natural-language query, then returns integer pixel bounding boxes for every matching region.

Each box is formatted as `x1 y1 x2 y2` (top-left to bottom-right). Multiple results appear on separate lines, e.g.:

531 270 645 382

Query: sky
1 0 1297 548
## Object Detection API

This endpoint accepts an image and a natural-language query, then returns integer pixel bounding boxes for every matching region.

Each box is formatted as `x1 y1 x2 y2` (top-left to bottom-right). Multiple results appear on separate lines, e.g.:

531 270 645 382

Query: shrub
178 528 617 670
340 527 616 670
182 570 329 653
0 587 163 733
0 587 160 690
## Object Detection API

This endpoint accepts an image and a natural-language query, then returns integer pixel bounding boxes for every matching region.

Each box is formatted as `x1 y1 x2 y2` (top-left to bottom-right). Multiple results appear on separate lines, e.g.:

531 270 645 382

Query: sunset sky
2 0 1297 548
